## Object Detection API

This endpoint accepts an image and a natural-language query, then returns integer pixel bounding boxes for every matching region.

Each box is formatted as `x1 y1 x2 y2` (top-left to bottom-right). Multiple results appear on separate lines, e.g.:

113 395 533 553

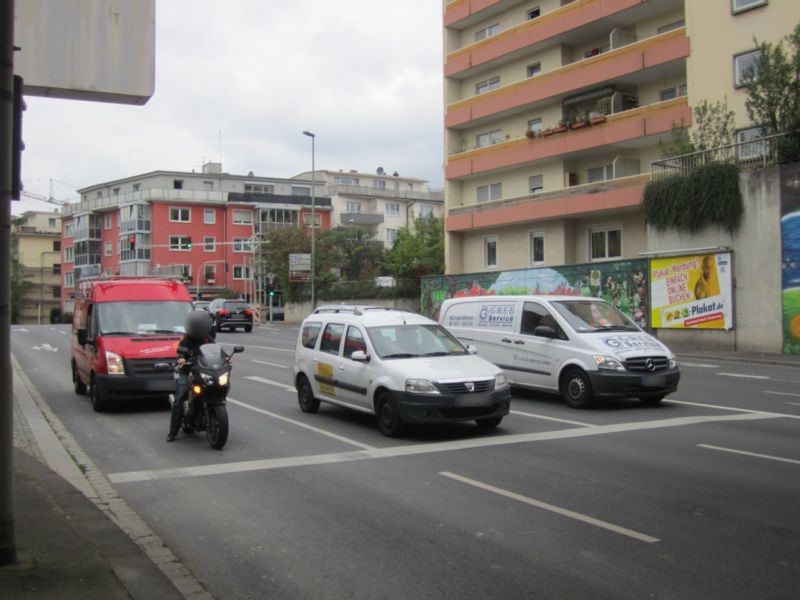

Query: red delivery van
71 277 195 411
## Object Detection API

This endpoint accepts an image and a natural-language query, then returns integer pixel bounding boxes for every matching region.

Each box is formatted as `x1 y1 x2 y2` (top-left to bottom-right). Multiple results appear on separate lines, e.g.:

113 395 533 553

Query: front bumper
393 387 511 424
94 373 176 401
587 367 681 399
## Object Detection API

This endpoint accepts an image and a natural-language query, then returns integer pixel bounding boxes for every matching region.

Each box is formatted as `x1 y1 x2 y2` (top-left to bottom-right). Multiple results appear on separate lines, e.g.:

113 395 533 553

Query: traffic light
185 236 192 249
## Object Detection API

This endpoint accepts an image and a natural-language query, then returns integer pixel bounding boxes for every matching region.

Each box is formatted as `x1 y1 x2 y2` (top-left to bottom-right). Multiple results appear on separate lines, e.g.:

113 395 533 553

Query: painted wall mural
781 164 800 354
421 259 650 326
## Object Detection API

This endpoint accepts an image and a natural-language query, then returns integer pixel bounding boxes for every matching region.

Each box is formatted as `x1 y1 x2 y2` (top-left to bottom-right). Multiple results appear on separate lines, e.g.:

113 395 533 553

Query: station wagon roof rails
311 305 415 316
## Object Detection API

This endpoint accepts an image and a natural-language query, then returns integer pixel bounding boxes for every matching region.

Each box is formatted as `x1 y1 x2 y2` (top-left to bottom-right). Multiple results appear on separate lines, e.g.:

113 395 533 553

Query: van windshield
551 300 639 333
97 301 193 335
367 324 468 359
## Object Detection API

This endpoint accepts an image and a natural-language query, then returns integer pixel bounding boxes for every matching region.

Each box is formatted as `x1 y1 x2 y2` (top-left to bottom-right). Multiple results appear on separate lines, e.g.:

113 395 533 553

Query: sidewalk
671 345 800 368
1 359 210 600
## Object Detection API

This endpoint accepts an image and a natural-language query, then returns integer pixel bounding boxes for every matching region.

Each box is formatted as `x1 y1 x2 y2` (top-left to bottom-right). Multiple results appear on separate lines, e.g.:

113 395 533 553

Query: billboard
649 252 733 329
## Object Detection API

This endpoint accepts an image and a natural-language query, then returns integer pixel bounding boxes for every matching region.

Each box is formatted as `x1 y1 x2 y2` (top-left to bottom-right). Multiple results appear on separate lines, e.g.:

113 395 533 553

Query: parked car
293 305 511 436
208 298 254 332
193 300 211 312
439 295 680 408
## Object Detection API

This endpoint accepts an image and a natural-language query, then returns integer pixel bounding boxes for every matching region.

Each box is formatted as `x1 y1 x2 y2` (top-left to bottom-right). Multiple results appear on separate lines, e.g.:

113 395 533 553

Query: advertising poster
780 164 800 354
649 253 733 329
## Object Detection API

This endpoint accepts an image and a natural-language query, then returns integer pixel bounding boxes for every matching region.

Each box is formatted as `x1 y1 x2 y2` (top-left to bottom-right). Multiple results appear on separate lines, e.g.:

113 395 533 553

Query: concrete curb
11 354 215 600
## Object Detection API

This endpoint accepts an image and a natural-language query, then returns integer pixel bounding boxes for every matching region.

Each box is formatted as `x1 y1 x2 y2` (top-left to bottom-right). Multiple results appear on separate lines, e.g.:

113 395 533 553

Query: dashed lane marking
698 444 800 466
251 359 289 369
509 410 593 427
679 362 719 368
718 372 770 380
244 375 295 392
764 390 800 398
439 471 660 543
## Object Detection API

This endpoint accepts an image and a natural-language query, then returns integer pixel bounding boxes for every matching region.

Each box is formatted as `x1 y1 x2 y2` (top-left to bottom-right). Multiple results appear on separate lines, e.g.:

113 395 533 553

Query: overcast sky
16 0 444 214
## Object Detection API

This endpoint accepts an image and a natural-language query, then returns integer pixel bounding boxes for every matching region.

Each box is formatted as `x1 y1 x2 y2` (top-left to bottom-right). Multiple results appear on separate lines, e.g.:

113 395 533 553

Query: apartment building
442 0 799 274
11 211 62 324
292 168 444 247
60 163 330 312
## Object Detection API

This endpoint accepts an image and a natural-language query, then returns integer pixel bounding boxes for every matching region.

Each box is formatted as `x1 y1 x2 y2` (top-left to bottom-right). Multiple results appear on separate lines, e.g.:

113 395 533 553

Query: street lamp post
302 130 316 309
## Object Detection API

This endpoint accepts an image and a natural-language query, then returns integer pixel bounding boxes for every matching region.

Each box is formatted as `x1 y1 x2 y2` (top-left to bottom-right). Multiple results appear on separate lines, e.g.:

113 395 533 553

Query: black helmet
185 309 213 338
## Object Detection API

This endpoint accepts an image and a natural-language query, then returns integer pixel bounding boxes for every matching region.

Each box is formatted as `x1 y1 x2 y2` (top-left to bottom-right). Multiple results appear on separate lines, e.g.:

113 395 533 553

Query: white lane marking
666 399 800 420
108 412 773 484
698 444 800 466
679 362 719 368
439 471 660 544
251 359 289 369
228 397 376 451
245 375 295 392
718 372 770 380
509 410 593 427
32 343 58 352
764 390 800 398
236 343 294 353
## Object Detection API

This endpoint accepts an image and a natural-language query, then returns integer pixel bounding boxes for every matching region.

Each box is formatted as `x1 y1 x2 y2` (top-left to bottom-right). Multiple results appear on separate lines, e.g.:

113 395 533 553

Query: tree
744 23 800 135
384 216 444 282
316 226 384 283
692 99 736 151
10 260 33 324
259 228 310 302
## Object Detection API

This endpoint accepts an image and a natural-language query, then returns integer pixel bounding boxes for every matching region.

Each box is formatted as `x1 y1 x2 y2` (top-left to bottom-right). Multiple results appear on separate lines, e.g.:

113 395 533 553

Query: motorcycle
162 343 244 450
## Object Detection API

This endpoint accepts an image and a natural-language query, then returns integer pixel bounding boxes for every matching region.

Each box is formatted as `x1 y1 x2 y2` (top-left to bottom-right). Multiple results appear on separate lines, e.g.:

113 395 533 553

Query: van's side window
86 304 97 341
520 302 564 338
343 326 367 359
320 323 344 355
301 322 322 349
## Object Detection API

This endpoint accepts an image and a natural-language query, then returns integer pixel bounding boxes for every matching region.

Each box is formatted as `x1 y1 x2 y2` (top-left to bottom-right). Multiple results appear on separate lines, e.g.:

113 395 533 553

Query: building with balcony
442 0 800 274
11 211 63 323
292 168 444 246
60 162 331 312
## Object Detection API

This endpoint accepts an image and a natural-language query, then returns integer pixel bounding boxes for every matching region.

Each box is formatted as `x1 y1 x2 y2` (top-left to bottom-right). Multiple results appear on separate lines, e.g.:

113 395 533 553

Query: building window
526 62 541 78
528 118 543 133
588 165 614 183
170 207 191 222
659 84 687 101
173 179 183 190
204 264 217 281
233 237 252 253
737 127 768 161
589 225 622 261
657 19 685 34
529 174 544 193
65 272 74 288
374 179 387 190
65 222 74 237
104 242 113 257
103 214 112 230
96 191 103 199
477 183 502 202
133 183 141 192
244 183 275 194
475 76 501 95
734 49 762 86
386 228 398 245
732 0 767 14
52 264 61 275
385 202 400 216
53 240 61 251
169 235 193 251
291 186 310 196
204 236 216 252
476 129 502 148
485 236 498 268
334 175 359 185
52 286 61 298
48 217 57 228
530 231 545 264
233 209 252 224
418 205 434 219
303 213 322 228
233 265 252 280
527 7 540 19
204 208 216 224
346 201 362 213
203 181 214 191
474 23 500 42
65 247 74 262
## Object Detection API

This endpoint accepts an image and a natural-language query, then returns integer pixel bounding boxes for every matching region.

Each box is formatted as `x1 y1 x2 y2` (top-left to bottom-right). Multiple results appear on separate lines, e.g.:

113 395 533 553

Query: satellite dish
376 167 385 175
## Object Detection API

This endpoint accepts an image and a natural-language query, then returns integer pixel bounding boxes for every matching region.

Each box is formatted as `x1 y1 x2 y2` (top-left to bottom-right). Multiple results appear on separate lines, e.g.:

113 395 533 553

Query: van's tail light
105 351 125 375
219 309 231 316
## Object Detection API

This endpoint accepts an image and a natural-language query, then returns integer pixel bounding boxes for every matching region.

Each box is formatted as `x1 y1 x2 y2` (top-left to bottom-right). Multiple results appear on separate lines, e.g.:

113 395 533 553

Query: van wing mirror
76 328 87 346
465 344 478 355
534 325 557 339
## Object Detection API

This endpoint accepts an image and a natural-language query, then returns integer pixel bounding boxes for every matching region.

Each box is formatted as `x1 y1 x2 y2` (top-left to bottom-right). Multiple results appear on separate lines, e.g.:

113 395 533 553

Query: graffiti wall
421 259 650 326
781 164 800 354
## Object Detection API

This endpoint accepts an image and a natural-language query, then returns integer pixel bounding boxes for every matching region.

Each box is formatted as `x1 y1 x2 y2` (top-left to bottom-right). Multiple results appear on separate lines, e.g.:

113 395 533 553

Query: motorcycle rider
167 309 216 442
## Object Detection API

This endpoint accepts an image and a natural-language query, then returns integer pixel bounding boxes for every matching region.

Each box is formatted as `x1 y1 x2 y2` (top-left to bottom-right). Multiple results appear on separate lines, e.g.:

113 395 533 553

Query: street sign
289 253 312 282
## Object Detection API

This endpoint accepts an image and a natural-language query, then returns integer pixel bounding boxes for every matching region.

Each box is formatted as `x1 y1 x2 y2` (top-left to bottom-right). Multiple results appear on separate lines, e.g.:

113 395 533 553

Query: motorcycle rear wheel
206 405 229 450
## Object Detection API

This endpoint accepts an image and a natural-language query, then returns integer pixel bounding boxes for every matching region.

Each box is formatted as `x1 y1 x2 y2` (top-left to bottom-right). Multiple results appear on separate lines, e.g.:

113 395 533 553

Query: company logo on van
478 304 515 328
601 335 663 354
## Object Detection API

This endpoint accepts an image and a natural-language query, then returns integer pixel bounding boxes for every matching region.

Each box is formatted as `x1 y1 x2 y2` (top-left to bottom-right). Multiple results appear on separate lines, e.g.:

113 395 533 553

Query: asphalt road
11 324 800 600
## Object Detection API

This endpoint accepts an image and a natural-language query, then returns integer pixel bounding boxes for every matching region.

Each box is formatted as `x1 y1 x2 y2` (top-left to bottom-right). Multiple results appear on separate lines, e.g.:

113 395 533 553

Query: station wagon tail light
406 379 440 394
593 355 626 372
219 309 231 316
105 351 125 375
495 372 508 389
245 309 253 316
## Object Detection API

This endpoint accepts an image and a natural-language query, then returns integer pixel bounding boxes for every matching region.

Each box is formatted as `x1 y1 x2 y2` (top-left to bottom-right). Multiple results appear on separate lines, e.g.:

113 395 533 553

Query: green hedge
644 161 743 235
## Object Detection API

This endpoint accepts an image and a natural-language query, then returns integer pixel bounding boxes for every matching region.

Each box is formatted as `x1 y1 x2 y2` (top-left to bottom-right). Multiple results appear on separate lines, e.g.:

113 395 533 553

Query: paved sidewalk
671 345 800 368
1 359 209 600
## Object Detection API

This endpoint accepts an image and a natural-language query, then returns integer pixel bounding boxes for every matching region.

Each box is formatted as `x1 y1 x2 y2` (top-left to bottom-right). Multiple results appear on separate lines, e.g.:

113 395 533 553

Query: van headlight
406 379 440 394
106 351 125 375
593 355 626 372
669 356 677 369
495 372 508 389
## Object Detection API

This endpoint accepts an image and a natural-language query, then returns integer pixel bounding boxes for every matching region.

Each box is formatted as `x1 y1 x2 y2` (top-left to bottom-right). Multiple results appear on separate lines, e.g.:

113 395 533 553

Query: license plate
641 375 665 387
455 394 491 407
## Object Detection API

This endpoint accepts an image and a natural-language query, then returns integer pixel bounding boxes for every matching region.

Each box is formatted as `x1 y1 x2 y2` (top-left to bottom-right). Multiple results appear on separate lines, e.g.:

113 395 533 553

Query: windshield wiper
422 351 451 357
138 329 181 334
381 353 419 359
594 325 635 331
100 331 136 336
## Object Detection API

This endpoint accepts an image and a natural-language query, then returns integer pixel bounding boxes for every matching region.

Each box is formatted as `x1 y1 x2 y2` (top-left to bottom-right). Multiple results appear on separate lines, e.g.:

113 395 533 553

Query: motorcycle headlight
495 372 509 389
218 372 229 387
105 351 125 375
405 379 440 394
201 373 215 386
593 355 626 372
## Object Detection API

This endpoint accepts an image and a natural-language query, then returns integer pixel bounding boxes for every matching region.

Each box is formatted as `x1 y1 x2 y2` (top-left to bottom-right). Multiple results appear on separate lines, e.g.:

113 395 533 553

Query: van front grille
128 358 173 378
624 356 669 372
436 379 495 394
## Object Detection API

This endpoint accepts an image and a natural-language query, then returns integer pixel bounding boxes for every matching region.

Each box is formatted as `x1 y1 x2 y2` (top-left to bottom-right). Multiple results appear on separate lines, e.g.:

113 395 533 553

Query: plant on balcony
643 161 743 235
569 112 590 130
590 114 607 125
526 130 538 139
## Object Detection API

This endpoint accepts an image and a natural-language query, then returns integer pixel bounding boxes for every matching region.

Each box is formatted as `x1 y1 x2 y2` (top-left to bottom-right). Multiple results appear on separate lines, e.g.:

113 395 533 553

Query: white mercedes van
439 295 680 408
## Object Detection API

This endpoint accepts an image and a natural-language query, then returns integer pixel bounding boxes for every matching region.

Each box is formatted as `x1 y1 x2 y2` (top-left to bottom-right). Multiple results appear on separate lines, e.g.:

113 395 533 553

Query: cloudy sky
16 0 444 214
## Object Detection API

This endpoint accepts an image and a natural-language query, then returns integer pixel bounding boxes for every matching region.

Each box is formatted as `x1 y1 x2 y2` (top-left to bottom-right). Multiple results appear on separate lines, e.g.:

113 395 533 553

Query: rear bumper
587 367 681 399
393 388 511 424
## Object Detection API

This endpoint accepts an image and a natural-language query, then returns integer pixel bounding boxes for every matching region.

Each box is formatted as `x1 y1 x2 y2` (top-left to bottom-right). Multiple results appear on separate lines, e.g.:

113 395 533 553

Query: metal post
303 131 316 309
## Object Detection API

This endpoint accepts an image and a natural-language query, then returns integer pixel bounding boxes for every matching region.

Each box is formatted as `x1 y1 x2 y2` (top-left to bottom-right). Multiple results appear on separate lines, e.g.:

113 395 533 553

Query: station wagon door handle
501 337 512 343
513 340 525 345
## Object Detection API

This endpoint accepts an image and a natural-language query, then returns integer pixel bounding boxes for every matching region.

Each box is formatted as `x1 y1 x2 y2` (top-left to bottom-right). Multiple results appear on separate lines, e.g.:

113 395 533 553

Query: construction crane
20 189 65 206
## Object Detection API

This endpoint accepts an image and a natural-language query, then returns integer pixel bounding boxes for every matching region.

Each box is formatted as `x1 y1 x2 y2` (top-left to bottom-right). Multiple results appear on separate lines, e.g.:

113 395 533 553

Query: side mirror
465 344 478 355
233 346 245 354
76 328 87 346
534 325 557 339
350 350 370 362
